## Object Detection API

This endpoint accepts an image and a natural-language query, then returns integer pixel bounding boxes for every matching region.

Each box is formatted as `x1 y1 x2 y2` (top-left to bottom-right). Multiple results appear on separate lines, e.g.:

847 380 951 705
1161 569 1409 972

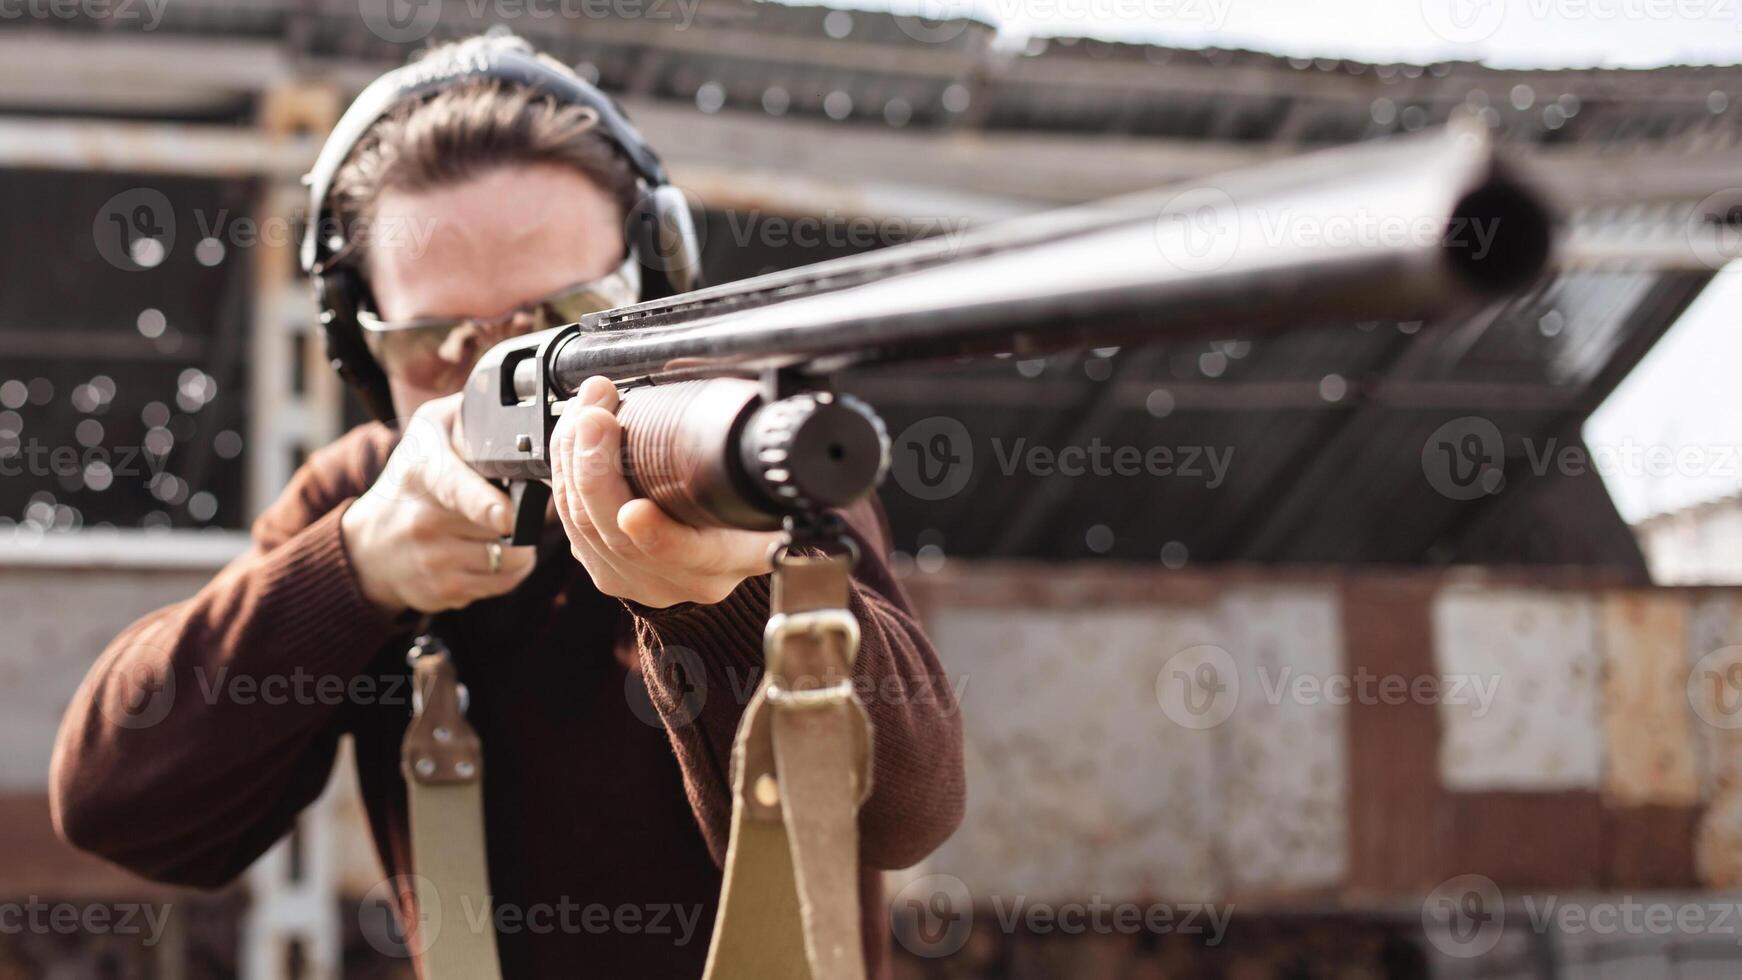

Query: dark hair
329 69 640 271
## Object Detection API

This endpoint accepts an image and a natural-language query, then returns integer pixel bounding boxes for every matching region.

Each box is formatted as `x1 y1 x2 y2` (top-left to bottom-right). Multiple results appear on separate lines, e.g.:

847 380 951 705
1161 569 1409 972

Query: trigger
505 480 550 547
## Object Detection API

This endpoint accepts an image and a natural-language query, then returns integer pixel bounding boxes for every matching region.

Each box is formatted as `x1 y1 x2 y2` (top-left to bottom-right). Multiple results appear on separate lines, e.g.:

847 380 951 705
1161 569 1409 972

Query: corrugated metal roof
12 1 1741 145
851 267 1709 569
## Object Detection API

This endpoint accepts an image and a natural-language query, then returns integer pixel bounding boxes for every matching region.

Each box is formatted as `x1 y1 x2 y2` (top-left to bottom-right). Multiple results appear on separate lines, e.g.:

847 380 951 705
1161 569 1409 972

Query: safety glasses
358 255 640 390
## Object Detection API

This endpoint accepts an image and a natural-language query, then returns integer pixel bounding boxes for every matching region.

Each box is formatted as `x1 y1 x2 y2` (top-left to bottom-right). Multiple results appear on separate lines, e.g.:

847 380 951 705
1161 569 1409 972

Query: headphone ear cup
318 270 398 425
629 185 703 299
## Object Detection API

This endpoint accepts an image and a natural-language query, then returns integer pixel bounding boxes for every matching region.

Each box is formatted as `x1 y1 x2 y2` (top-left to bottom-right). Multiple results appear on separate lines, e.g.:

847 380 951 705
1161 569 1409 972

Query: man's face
364 163 627 416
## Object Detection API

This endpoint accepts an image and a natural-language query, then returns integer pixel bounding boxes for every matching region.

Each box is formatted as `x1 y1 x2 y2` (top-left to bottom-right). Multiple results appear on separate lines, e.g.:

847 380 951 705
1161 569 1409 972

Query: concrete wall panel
1434 590 1602 792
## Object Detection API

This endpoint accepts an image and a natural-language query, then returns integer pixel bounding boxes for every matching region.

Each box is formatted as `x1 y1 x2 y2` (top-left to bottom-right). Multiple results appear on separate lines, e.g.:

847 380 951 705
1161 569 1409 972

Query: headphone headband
300 33 667 275
302 32 700 425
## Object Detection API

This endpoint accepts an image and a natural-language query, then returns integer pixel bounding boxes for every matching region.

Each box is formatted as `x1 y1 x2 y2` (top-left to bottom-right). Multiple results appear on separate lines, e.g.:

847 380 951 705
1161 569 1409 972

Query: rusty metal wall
901 564 1742 907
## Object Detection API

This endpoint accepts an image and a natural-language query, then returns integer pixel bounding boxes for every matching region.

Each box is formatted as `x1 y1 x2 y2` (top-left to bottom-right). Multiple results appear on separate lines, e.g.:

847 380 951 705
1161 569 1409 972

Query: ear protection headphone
300 33 703 423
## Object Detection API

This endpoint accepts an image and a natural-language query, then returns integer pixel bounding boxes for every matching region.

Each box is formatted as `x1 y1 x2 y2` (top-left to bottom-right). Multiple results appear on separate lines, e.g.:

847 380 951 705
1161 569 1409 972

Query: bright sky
818 0 1742 67
1586 269 1742 523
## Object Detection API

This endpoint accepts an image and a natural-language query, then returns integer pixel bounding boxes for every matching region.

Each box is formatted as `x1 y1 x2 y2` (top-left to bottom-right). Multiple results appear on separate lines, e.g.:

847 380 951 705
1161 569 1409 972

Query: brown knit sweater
49 422 966 978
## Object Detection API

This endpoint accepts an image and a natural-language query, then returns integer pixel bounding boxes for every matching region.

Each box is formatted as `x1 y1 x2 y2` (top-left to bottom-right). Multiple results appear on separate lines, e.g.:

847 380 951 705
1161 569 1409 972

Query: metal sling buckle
406 633 470 718
763 609 861 709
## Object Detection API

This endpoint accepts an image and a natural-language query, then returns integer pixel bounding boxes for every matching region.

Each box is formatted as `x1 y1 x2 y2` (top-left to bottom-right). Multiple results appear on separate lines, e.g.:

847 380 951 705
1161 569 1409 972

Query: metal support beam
246 86 343 521
3 35 1739 213
12 103 1740 223
0 118 318 179
0 33 291 110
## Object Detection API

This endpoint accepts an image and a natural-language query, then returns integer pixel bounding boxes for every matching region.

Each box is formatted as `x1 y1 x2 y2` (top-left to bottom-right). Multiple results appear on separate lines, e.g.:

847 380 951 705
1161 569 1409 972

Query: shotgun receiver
460 119 1553 545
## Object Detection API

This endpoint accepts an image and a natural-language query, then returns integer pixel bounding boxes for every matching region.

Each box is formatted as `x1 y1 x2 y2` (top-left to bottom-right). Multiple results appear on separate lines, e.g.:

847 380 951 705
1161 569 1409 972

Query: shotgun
459 118 1553 545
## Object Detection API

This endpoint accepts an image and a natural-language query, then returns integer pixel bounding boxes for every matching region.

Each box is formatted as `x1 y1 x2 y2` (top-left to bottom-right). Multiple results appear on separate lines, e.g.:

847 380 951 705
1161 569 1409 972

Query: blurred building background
4 2 1742 977
1638 495 1742 585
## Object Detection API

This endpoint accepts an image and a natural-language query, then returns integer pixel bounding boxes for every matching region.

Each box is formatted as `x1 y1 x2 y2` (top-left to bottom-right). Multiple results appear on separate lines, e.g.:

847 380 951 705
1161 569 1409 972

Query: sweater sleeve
49 425 408 888
624 498 966 871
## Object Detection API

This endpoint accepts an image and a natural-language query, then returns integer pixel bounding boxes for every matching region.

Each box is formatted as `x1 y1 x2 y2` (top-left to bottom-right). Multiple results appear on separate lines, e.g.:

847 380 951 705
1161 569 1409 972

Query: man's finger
548 372 622 534
575 375 620 413
620 499 778 579
564 400 640 554
399 394 512 534
429 537 536 575
551 401 597 539
425 461 513 536
550 430 638 585
618 498 694 561
496 546 537 580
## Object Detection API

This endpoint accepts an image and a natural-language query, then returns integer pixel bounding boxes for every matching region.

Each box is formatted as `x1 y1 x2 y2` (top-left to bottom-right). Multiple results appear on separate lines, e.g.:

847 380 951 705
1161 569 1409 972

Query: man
50 33 965 978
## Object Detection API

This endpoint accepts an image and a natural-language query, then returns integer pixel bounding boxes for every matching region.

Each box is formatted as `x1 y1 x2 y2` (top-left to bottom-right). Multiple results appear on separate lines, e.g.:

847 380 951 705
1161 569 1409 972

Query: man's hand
550 376 782 608
342 394 537 614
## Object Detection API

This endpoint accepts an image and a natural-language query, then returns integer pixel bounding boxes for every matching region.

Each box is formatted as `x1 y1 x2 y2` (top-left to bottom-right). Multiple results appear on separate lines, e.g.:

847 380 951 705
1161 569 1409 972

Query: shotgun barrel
460 118 1553 542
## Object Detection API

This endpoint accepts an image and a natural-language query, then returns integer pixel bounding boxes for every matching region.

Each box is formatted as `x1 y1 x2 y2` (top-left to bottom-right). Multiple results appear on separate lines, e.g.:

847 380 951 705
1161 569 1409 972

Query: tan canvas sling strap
400 633 504 980
393 534 872 980
703 545 874 980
